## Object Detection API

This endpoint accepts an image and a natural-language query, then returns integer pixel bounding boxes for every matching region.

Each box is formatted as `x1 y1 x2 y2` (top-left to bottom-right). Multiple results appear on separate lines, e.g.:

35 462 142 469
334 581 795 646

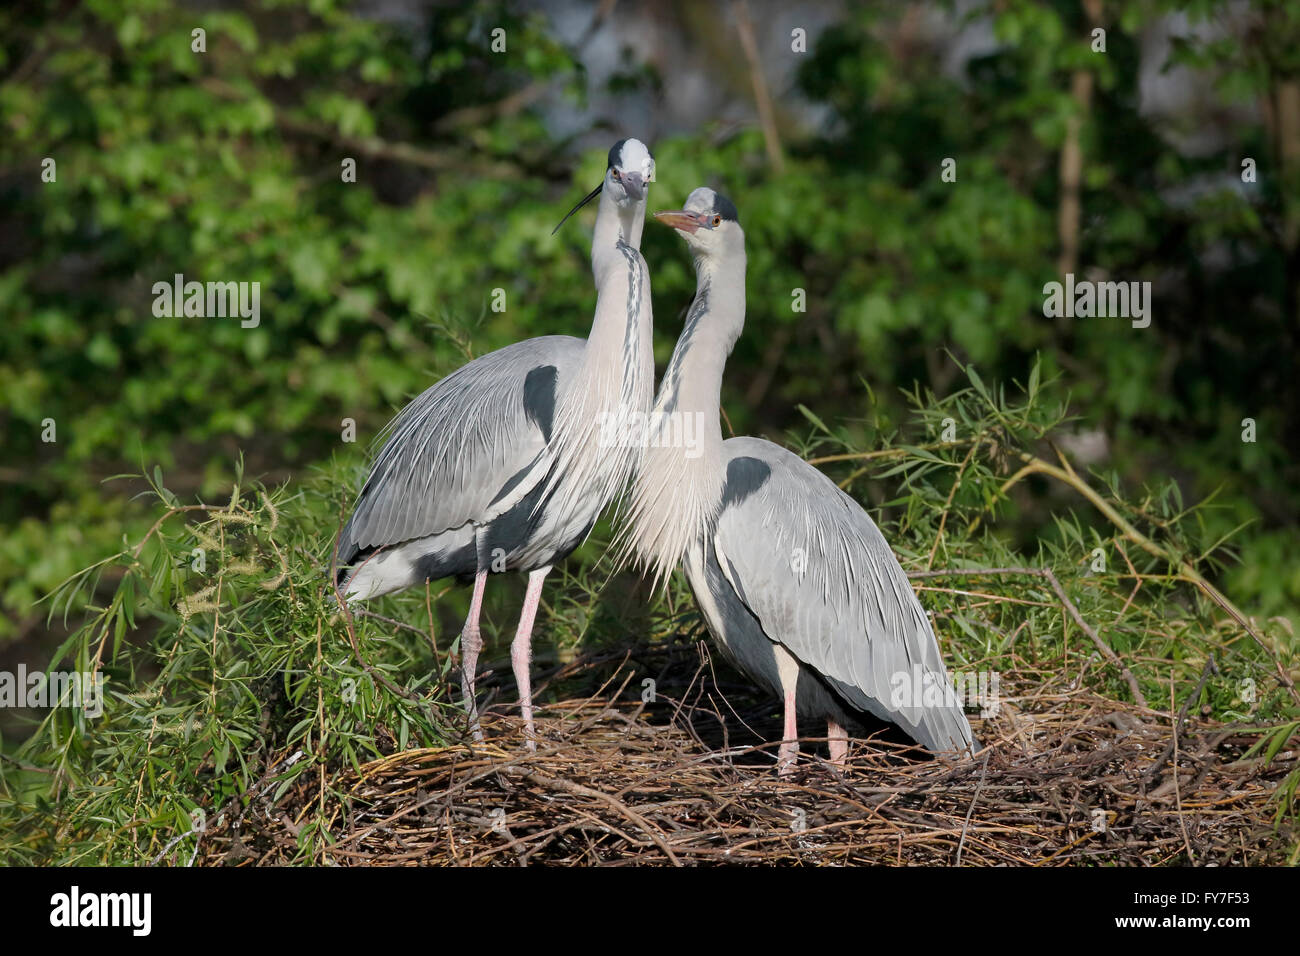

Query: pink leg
778 687 799 776
460 569 488 742
511 566 551 751
774 645 801 775
827 718 849 767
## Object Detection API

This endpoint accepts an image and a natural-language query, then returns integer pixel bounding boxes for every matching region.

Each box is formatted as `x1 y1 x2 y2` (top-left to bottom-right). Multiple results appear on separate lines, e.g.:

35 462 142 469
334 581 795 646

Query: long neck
591 187 645 286
656 251 746 443
581 188 648 373
579 187 651 399
621 249 746 584
541 186 654 513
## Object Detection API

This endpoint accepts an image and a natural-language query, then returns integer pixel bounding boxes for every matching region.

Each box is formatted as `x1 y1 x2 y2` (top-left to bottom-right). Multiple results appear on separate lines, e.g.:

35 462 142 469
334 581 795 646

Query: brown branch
1144 656 1219 785
198 78 517 177
516 769 683 866
997 453 1299 706
955 752 990 866
743 326 792 410
732 0 785 174
907 565 1148 707
1056 69 1093 279
1055 0 1103 283
433 80 553 133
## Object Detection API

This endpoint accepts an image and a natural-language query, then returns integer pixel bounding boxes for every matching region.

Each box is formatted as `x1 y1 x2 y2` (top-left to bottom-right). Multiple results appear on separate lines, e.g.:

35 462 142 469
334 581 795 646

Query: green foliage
0 0 587 633
2 0 1298 862
3 364 1296 864
3 0 1299 643
0 460 456 863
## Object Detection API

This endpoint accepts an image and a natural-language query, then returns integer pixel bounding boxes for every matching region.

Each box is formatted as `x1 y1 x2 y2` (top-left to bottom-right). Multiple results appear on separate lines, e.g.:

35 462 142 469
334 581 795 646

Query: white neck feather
543 187 654 512
620 249 746 586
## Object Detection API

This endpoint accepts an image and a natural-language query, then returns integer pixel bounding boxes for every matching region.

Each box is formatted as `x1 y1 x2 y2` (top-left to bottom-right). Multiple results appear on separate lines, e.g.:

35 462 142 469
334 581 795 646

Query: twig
1169 676 1197 864
997 453 1297 706
732 0 785 173
515 769 683 866
352 607 432 640
907 566 1147 707
926 436 982 570
1144 655 1218 785
198 78 517 177
955 752 990 866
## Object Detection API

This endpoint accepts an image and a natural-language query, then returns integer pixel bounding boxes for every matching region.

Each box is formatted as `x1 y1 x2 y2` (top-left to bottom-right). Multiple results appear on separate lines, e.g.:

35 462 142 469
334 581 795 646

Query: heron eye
713 215 722 227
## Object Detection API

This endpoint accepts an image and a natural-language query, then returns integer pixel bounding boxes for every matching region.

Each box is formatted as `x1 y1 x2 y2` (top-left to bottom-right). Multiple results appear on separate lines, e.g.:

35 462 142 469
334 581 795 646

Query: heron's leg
827 718 849 767
777 688 799 776
460 569 488 743
774 644 800 775
511 565 551 751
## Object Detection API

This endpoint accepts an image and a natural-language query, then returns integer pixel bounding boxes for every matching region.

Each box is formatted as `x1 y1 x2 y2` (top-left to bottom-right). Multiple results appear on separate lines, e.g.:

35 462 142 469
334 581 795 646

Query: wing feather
338 335 584 564
710 436 975 753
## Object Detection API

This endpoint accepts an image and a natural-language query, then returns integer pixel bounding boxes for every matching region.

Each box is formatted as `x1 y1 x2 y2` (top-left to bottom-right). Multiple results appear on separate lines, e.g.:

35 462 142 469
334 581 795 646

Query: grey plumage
695 438 975 753
335 138 658 747
626 186 975 765
336 335 581 587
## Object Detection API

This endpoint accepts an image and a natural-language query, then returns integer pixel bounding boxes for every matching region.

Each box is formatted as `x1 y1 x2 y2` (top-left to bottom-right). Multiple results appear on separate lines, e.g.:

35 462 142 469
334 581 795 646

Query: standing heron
336 138 657 747
622 187 975 771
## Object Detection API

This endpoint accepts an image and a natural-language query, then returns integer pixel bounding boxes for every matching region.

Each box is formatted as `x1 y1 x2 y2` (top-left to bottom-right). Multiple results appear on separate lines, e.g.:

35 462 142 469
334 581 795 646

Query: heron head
606 137 655 205
551 137 654 235
653 187 743 258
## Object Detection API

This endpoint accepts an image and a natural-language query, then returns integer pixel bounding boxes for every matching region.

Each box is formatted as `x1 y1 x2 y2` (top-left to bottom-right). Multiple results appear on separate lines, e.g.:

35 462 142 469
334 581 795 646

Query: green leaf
797 404 831 436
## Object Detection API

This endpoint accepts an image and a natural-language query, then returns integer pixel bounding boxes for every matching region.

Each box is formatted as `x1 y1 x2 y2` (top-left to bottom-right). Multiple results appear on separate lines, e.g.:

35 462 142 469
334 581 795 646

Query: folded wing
337 335 584 567
710 436 975 753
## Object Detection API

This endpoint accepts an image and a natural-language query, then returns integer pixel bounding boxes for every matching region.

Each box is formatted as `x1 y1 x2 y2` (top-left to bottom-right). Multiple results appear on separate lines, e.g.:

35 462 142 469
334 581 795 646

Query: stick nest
192 641 1297 866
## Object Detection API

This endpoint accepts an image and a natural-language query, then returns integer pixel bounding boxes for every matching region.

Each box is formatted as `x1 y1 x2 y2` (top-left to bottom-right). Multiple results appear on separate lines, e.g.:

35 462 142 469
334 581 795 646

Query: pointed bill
551 182 603 236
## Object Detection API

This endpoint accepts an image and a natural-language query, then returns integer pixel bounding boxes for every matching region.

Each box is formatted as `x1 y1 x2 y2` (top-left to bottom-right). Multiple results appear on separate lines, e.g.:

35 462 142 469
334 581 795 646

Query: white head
652 186 744 261
551 137 656 235
605 138 656 207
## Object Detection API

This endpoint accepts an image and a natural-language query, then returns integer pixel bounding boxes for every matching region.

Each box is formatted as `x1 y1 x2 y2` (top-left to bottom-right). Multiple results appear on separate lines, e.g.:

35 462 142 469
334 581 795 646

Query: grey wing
710 436 975 754
338 335 584 566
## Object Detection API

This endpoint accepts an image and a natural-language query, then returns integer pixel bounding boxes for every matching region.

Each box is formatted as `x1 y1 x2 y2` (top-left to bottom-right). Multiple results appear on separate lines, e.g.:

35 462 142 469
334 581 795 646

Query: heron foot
827 718 849 767
511 634 537 752
460 623 483 743
777 739 799 777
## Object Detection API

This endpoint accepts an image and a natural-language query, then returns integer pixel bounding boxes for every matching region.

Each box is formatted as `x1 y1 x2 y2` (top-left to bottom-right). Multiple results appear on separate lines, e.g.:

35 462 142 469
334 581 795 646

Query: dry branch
186 643 1295 867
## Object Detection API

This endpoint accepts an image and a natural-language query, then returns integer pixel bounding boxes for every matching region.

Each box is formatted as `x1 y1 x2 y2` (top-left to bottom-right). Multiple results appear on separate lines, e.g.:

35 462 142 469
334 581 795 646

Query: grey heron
622 186 976 771
336 138 657 747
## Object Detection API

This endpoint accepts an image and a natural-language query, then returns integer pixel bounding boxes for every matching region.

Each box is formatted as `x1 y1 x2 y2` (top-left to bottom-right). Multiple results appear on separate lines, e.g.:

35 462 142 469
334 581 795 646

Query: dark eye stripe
711 192 740 223
607 138 628 170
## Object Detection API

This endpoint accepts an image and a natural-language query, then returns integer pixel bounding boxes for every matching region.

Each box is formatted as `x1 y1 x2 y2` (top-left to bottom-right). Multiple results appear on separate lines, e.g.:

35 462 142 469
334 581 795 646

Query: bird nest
189 640 1297 866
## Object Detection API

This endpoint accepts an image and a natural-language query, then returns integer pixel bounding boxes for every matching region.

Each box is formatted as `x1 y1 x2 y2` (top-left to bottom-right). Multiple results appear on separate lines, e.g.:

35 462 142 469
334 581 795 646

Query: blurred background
2 0 1298 684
